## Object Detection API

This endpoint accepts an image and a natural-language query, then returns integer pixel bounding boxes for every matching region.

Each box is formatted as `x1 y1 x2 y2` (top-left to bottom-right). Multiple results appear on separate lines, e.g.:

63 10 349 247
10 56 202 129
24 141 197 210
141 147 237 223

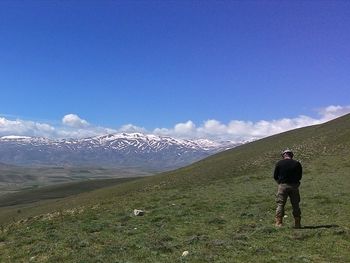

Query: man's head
281 149 294 159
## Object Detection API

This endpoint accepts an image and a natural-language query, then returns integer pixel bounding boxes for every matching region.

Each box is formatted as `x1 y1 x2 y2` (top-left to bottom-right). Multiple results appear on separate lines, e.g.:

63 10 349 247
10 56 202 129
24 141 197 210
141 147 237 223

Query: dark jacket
274 159 302 184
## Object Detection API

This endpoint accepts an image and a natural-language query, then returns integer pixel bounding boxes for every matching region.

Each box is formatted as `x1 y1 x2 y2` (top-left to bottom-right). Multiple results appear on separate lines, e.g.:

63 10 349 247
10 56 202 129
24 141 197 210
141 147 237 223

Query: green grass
0 114 350 262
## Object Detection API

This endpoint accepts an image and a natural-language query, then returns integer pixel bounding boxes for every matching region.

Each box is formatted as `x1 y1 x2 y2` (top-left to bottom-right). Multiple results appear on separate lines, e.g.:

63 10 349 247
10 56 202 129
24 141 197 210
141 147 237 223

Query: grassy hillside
0 114 350 262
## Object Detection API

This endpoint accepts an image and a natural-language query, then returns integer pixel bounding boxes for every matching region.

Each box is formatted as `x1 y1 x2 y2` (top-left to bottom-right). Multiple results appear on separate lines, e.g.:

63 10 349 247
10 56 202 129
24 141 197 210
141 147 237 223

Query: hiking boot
294 217 301 229
275 216 283 227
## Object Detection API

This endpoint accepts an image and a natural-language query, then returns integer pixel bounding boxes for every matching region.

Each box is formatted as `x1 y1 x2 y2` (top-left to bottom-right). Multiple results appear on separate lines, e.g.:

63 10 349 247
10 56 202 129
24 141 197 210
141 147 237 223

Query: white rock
182 251 189 257
133 209 145 216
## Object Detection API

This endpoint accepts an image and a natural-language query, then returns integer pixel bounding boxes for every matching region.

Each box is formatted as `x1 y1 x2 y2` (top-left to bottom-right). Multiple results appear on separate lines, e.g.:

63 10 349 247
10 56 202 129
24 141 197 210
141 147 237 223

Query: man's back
274 150 303 228
274 159 302 184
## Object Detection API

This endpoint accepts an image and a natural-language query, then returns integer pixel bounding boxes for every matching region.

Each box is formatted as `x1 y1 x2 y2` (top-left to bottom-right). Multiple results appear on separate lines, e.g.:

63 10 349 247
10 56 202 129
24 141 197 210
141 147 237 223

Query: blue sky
0 1 349 141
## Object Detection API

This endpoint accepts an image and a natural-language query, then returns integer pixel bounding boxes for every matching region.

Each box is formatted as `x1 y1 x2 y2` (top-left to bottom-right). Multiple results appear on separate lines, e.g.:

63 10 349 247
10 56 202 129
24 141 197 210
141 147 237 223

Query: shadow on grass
301 224 339 229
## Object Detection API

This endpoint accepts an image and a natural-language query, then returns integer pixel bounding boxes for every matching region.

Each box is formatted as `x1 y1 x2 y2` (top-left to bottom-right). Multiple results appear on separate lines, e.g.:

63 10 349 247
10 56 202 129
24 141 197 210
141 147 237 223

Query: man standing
274 149 302 228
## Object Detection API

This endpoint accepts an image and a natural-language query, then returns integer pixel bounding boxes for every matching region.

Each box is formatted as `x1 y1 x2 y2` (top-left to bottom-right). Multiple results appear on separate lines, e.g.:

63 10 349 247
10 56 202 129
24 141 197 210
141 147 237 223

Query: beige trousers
275 183 301 218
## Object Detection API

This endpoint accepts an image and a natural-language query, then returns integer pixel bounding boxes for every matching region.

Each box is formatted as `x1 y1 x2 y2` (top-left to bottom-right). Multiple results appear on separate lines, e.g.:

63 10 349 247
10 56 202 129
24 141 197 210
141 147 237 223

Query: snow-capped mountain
0 133 238 171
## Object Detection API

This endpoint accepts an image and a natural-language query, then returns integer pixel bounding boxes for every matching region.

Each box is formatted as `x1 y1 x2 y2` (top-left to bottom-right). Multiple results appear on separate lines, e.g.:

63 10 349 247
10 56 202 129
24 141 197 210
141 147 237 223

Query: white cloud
0 114 110 139
174 121 196 134
0 117 55 138
201 120 227 134
153 127 171 135
62 114 89 128
0 105 349 141
55 127 116 139
153 105 350 142
317 105 350 121
119 124 147 133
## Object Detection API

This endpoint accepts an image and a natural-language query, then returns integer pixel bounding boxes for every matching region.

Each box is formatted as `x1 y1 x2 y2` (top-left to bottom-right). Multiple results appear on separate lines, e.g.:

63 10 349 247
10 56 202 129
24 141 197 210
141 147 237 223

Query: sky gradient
0 1 349 141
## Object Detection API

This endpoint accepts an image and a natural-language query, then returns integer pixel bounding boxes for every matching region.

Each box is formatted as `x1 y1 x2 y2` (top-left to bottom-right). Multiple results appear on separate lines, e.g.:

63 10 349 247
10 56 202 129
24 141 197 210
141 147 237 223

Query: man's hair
281 149 294 158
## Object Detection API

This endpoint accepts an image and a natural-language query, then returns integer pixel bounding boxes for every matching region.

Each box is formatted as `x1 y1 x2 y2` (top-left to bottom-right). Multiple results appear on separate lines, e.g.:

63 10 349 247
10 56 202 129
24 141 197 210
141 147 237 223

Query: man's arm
273 164 279 183
297 162 302 181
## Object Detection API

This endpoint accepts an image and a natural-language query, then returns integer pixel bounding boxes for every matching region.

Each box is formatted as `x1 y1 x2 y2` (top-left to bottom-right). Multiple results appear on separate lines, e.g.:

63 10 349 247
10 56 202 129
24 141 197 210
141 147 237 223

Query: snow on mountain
1 135 32 140
0 133 239 171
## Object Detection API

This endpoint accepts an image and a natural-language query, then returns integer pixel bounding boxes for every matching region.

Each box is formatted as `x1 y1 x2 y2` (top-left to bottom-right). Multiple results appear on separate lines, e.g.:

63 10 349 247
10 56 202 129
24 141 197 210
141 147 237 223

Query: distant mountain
0 133 239 171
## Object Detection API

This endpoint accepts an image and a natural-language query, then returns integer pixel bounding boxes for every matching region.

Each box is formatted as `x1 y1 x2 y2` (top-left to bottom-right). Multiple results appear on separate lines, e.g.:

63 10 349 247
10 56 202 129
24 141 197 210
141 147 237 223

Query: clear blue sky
1 0 349 131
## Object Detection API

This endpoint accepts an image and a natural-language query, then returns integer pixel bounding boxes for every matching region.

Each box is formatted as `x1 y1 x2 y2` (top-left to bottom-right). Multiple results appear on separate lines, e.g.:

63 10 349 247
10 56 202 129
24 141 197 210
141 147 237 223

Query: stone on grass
133 209 145 216
182 251 189 257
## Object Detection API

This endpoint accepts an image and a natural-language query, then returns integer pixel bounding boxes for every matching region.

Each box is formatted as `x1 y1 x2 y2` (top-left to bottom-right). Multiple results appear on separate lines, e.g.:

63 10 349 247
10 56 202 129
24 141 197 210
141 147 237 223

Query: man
274 149 302 228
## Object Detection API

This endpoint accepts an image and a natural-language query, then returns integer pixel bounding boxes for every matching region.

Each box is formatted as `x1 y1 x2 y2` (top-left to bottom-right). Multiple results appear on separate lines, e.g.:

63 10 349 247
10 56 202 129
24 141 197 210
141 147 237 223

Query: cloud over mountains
1 105 349 142
153 105 350 142
62 114 89 128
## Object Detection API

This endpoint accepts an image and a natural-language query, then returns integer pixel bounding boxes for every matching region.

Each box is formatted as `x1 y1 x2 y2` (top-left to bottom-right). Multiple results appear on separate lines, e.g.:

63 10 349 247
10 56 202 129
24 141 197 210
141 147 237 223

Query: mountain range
0 133 238 171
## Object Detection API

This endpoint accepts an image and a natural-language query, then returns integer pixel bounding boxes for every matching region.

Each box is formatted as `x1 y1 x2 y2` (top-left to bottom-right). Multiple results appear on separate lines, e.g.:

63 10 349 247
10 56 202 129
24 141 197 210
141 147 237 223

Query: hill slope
0 114 349 262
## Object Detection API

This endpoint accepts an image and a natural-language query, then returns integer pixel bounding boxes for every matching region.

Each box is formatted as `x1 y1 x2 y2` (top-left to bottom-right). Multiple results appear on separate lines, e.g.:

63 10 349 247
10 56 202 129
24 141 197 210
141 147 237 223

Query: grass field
0 114 349 262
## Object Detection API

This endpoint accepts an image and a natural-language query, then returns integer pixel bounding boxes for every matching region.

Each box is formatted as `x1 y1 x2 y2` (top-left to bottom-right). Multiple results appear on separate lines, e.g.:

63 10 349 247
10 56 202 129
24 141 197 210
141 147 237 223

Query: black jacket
274 159 302 184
